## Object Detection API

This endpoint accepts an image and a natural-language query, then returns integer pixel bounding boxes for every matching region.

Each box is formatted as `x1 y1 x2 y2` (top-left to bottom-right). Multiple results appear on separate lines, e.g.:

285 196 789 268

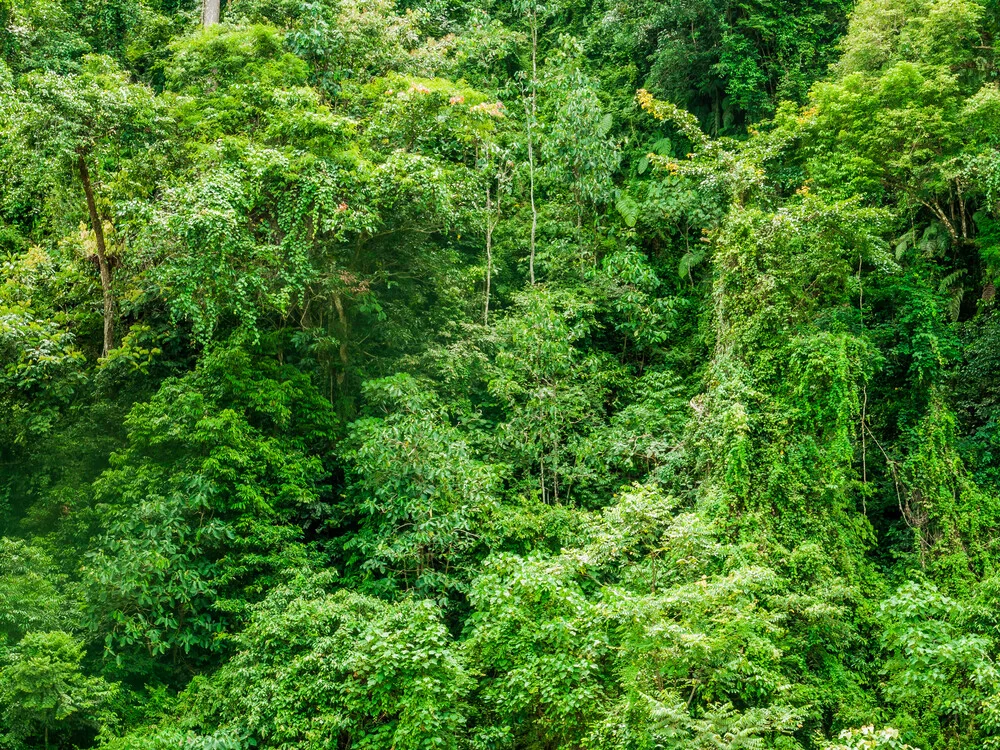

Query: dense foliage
1 0 999 746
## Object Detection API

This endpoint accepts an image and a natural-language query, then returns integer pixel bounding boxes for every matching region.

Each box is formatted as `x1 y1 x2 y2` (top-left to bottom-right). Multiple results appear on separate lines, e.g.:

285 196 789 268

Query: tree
0 539 73 647
0 631 111 749
825 726 919 750
486 288 621 505
202 0 220 27
340 374 500 599
3 55 160 356
208 572 469 750
540 37 621 256
83 348 336 672
597 0 852 130
473 132 513 325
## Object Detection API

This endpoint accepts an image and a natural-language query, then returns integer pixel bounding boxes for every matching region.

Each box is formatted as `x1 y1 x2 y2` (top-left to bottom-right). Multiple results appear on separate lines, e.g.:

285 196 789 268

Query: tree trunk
526 7 538 285
333 293 349 385
202 0 220 26
484 180 493 325
77 152 114 357
527 122 537 285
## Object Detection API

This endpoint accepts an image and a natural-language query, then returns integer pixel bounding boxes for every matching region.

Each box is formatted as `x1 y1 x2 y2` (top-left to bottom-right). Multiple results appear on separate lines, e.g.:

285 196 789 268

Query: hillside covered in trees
1 0 999 747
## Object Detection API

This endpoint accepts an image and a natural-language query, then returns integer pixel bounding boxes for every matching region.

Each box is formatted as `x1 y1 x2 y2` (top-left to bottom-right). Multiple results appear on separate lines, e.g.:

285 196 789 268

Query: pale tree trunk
526 5 538 285
526 117 537 285
484 178 494 325
202 0 220 26
78 152 114 357
480 149 508 324
333 293 349 385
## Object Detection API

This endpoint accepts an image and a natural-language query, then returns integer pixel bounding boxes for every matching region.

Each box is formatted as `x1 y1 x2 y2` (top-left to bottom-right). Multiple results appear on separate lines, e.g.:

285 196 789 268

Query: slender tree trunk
526 8 538 285
78 152 114 357
202 0 220 26
540 459 546 503
527 126 537 285
333 293 349 385
484 179 493 325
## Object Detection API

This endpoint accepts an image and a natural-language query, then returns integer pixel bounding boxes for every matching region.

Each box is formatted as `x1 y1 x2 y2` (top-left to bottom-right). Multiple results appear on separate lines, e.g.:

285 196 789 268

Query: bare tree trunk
526 7 538 285
922 199 959 245
484 179 494 325
333 293 349 385
527 125 537 285
78 152 114 357
202 0 220 26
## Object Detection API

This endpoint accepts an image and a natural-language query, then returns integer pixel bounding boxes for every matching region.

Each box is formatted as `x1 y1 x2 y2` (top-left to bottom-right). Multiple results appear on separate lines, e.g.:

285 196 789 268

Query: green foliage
228 0 430 92
339 373 501 598
0 297 85 443
205 571 469 750
2 0 1000 749
598 0 852 130
825 726 918 750
8 52 160 166
0 630 112 749
0 539 73 646
83 347 335 670
485 288 624 505
540 37 620 219
877 579 1000 748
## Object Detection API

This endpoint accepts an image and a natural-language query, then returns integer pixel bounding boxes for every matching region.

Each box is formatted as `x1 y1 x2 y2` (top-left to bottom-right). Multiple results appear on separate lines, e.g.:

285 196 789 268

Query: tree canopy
2 0 1000 748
